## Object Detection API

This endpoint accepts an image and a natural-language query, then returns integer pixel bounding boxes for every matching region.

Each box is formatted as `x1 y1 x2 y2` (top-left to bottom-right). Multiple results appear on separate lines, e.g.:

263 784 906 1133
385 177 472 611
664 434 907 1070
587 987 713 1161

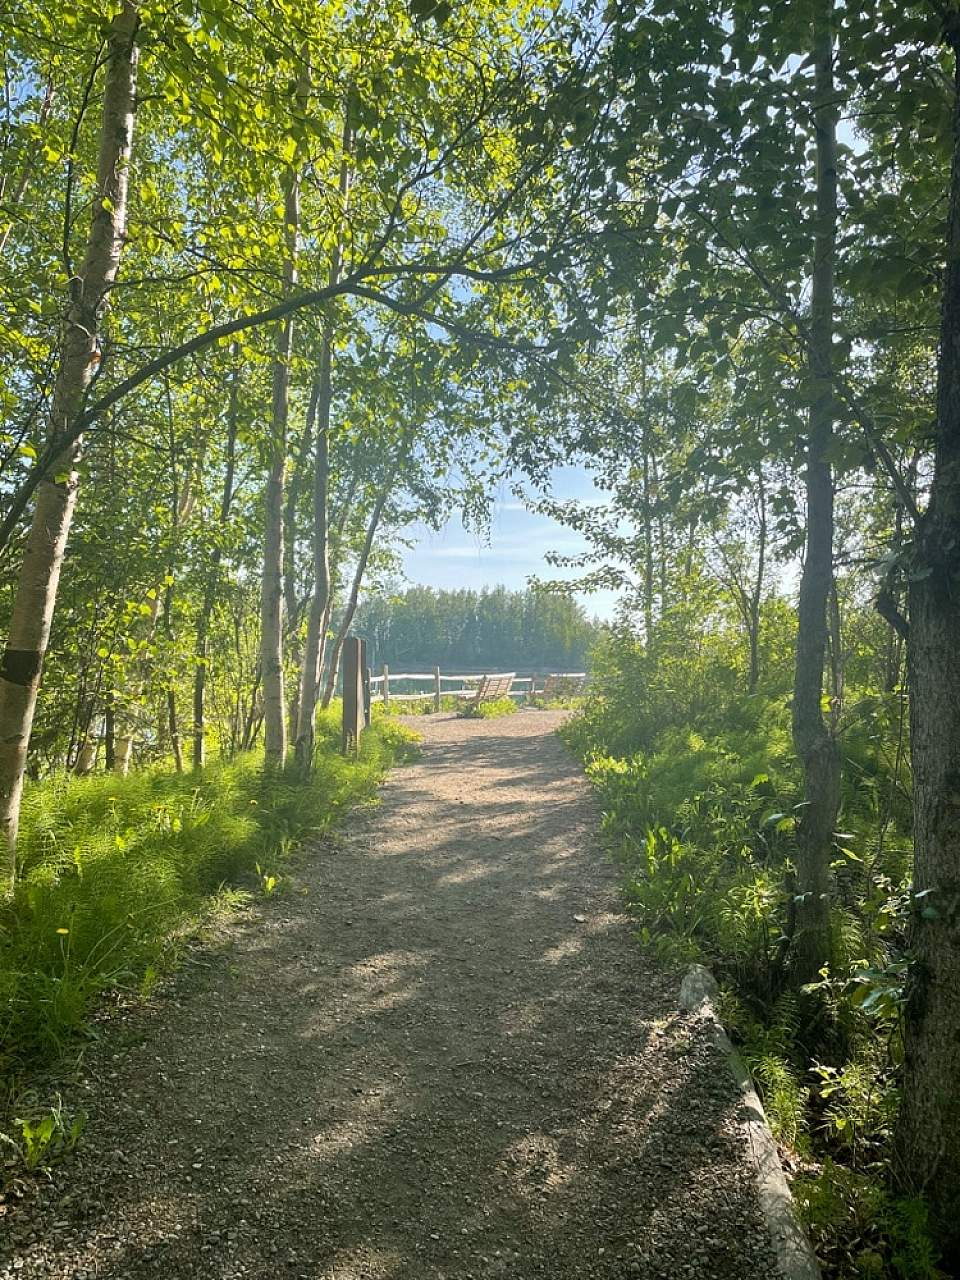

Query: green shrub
457 696 518 719
567 601 927 1275
796 1161 944 1279
376 694 461 716
528 694 586 711
0 709 420 1101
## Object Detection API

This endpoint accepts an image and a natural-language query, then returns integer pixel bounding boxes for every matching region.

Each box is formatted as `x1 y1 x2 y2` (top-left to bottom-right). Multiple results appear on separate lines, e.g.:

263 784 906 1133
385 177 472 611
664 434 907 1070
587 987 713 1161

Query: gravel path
0 711 776 1279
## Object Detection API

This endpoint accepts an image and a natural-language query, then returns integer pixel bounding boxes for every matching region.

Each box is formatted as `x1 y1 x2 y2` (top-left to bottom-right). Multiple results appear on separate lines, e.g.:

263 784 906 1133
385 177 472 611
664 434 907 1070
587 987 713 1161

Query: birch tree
0 2 140 883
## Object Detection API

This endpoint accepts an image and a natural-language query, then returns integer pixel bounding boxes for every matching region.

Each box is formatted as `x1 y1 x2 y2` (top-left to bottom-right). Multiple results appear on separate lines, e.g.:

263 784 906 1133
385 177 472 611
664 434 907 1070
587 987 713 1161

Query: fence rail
341 646 587 749
367 672 587 686
369 666 588 707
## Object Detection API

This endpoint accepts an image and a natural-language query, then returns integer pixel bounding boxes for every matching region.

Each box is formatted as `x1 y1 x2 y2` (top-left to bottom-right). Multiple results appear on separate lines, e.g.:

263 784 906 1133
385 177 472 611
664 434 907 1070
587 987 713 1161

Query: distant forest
354 587 601 673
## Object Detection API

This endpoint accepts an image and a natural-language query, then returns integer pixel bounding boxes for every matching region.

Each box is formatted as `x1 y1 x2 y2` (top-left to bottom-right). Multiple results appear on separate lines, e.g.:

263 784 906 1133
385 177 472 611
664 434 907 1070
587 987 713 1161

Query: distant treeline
354 586 601 673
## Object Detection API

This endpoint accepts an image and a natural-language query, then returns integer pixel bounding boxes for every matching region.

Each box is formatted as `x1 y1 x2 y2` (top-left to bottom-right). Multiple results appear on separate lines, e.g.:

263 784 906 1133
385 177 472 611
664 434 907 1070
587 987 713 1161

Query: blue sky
401 464 622 621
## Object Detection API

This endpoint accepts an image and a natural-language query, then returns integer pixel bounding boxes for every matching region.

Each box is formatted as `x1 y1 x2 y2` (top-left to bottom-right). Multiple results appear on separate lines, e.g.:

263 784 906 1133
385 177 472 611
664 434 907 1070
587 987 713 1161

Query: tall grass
564 614 937 1278
0 707 419 1095
379 694 462 715
457 696 518 719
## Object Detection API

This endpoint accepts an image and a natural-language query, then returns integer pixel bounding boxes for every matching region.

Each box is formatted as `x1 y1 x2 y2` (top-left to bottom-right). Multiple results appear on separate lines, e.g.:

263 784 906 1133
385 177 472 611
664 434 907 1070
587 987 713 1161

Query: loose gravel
0 710 777 1279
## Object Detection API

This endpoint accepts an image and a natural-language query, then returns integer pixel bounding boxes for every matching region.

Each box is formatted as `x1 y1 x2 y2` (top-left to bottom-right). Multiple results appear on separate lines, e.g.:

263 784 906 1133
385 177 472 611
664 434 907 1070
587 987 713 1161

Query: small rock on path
0 710 776 1279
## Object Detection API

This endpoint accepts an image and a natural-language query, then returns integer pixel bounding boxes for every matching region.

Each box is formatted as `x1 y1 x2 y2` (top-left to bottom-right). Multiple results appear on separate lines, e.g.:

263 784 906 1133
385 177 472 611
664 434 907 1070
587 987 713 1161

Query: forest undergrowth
385 693 581 717
456 696 519 719
0 707 419 1178
382 694 464 715
564 605 939 1280
3 0 960 1262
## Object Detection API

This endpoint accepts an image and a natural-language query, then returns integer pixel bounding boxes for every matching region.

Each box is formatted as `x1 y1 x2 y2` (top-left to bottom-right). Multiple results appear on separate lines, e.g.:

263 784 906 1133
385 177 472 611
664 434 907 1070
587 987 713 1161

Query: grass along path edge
0 707 420 1175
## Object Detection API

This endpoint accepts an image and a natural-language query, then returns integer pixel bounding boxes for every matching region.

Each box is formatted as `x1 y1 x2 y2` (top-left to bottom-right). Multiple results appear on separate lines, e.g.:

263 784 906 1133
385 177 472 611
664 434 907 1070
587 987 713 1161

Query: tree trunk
641 428 655 642
105 691 116 771
320 483 393 710
260 352 292 768
827 576 844 728
0 3 139 883
638 361 655 640
894 21 960 1253
295 353 333 768
74 741 97 776
167 686 183 773
790 0 840 987
650 449 667 610
284 377 321 628
260 87 307 769
193 364 239 768
114 735 133 776
284 376 321 746
293 97 352 768
748 473 767 695
260 512 288 751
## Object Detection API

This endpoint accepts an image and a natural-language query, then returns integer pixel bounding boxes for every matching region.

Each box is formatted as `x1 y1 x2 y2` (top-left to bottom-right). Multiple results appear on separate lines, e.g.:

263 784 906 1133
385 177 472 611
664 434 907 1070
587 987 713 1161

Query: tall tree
295 97 353 770
895 3 960 1249
261 57 310 768
790 0 842 986
0 2 140 882
193 363 240 768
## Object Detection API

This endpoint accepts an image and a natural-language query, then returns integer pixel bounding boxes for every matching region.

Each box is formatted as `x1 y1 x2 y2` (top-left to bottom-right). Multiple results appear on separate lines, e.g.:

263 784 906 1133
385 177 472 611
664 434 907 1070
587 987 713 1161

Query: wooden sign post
342 636 365 755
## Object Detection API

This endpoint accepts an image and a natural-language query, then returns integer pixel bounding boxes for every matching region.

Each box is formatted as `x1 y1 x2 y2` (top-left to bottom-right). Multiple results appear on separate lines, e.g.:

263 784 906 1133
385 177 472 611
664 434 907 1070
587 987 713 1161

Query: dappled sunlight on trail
0 711 776 1280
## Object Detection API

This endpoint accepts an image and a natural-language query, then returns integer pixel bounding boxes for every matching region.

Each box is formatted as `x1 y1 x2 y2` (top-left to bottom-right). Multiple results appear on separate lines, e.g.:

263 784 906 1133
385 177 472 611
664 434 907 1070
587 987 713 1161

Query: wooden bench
539 673 586 701
465 672 515 709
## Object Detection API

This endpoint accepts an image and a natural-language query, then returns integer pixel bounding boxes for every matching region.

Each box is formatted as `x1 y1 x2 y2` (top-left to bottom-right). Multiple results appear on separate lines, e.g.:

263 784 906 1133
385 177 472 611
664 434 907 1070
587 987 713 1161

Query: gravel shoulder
0 710 776 1279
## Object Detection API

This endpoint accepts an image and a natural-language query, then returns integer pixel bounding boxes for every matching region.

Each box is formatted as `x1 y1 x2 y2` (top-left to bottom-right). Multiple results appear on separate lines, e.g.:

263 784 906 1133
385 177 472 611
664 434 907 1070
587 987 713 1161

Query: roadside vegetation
456 697 519 720
1 709 419 1175
381 691 578 716
528 694 587 712
380 695 463 716
3 0 960 1272
564 600 929 1278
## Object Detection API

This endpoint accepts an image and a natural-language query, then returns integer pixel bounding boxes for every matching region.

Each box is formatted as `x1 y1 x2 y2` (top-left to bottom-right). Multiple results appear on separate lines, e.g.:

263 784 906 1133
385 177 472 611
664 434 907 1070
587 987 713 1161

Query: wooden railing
342 650 587 751
367 666 588 711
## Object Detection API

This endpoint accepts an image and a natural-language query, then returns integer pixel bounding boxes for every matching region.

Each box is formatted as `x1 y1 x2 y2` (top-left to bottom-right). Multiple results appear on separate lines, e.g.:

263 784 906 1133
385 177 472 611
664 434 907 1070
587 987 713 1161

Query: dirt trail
0 711 776 1279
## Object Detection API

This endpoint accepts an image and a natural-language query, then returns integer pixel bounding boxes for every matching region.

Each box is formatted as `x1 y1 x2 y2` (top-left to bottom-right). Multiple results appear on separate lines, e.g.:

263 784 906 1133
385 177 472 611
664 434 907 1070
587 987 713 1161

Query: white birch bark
0 4 140 882
293 98 352 769
261 60 309 769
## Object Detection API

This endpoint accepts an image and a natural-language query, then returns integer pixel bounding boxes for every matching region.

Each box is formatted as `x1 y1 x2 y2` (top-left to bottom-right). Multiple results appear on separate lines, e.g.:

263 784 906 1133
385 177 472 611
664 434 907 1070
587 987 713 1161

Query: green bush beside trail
1 708 419 1104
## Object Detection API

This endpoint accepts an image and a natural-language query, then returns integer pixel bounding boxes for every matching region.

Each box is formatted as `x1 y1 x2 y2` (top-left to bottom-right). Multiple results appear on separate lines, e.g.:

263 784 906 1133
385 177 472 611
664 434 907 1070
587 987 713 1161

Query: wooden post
434 665 441 713
341 636 363 755
530 673 539 704
361 639 371 728
382 663 389 710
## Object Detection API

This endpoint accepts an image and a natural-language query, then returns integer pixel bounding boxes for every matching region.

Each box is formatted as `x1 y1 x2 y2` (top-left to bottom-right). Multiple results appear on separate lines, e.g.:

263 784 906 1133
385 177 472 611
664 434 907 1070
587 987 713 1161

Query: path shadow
1 715 775 1280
